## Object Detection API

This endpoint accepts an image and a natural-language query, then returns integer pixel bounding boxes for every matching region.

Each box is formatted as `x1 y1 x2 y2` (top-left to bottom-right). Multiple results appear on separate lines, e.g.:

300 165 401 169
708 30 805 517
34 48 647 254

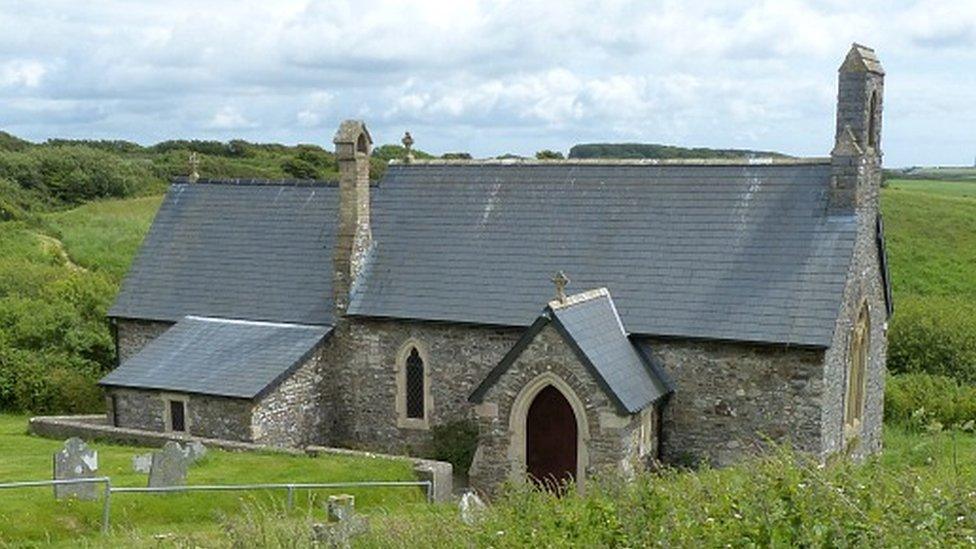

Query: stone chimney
333 120 373 314
830 43 884 212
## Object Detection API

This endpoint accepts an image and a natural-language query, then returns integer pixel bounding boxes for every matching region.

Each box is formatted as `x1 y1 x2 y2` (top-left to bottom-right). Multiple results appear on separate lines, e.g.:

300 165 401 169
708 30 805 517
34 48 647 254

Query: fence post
101 478 112 535
286 484 294 511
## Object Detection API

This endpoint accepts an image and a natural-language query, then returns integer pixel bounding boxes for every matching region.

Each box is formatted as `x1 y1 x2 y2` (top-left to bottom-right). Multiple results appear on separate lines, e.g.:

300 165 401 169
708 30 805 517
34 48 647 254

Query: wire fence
0 477 432 535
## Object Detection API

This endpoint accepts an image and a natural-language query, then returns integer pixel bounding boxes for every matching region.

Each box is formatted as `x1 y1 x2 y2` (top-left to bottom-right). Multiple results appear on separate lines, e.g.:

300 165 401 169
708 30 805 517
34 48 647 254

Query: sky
0 1 974 167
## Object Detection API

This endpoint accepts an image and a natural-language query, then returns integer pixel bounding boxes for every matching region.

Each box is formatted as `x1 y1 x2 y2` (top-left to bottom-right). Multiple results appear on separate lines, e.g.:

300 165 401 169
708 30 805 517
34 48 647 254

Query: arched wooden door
526 385 578 489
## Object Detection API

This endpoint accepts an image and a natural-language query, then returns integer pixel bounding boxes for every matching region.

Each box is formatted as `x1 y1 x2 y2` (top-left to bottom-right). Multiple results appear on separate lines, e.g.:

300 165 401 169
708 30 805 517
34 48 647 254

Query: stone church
100 44 891 492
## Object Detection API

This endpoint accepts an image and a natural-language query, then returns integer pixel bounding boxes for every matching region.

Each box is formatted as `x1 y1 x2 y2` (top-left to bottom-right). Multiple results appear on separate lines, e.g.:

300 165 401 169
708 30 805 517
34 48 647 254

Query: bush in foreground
356 439 976 547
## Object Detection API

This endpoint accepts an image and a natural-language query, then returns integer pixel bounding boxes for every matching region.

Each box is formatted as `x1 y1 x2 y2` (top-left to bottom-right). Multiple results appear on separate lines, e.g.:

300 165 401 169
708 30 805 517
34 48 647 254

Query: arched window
396 341 429 429
405 348 425 419
867 91 879 149
844 303 870 435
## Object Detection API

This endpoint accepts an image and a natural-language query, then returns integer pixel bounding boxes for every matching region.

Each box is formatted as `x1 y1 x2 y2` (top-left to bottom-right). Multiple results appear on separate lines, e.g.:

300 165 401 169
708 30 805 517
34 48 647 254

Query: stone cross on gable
188 152 200 183
552 270 570 304
401 131 414 164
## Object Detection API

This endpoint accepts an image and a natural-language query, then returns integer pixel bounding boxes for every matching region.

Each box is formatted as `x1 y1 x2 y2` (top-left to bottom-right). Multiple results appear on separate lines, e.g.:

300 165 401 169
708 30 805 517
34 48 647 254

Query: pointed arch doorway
526 384 578 488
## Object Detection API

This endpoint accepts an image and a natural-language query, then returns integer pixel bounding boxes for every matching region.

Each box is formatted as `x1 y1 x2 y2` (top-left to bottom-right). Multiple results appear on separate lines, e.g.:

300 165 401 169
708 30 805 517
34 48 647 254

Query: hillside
568 142 789 159
0 131 439 224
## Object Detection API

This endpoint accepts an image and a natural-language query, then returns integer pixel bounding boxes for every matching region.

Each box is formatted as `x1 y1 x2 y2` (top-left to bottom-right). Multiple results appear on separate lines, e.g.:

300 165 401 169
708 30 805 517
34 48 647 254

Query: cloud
0 59 46 88
206 106 256 130
0 0 973 165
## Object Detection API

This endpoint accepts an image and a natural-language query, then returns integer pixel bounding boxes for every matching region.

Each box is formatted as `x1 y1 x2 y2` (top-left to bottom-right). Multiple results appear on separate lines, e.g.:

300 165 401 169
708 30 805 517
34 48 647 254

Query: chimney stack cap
333 120 372 157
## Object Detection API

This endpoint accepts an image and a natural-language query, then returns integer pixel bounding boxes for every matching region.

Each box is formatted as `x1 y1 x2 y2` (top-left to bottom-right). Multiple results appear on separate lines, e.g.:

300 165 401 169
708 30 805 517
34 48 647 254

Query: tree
535 150 564 160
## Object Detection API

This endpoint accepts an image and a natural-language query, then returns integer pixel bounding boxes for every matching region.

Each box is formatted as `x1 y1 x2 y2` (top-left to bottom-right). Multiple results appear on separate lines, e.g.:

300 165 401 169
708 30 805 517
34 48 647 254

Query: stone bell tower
830 44 884 212
333 120 373 314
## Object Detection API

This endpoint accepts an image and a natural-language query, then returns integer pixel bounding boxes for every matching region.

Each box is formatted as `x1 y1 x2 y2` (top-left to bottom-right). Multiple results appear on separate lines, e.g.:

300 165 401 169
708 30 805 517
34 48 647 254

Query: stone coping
28 415 453 501
390 157 831 166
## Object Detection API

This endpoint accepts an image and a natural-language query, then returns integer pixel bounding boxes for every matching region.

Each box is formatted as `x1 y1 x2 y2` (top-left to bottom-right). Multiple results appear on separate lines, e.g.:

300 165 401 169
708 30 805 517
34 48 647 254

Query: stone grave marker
327 494 356 523
182 440 207 463
312 494 367 547
459 490 487 525
132 452 152 474
53 438 99 501
148 441 188 488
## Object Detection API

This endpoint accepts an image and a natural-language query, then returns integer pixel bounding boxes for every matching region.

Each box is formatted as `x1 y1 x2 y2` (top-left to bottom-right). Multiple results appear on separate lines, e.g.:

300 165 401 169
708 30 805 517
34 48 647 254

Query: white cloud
0 0 973 165
0 59 46 88
206 106 255 130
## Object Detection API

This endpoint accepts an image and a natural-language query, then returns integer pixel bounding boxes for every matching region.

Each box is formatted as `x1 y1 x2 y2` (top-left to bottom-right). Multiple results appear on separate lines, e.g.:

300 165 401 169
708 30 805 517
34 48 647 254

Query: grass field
0 415 425 546
883 179 976 300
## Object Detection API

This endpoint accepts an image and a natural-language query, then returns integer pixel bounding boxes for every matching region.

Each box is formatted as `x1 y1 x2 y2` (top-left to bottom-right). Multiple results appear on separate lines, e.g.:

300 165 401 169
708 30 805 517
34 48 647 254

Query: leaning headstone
53 438 99 501
459 490 487 526
132 452 153 474
182 440 208 464
148 441 188 488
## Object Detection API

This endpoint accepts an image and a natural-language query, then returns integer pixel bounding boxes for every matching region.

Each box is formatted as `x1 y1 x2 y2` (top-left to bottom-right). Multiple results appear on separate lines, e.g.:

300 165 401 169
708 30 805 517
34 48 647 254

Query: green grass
352 425 976 547
45 196 163 281
0 414 425 545
883 179 976 301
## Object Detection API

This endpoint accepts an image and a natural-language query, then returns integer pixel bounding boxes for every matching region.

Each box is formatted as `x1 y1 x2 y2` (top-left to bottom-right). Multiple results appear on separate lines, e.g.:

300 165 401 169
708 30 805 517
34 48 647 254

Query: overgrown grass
355 426 976 548
0 414 424 545
45 196 163 280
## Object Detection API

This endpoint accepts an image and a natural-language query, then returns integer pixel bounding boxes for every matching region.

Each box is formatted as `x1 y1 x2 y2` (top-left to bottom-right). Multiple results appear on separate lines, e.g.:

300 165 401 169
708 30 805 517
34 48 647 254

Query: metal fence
0 478 431 535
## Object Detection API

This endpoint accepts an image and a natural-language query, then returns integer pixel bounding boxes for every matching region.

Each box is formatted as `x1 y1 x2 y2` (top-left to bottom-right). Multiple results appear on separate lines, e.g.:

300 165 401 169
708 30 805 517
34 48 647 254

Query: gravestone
312 494 368 547
182 440 207 463
459 490 487 525
148 441 188 488
327 494 355 523
132 452 152 474
53 438 99 501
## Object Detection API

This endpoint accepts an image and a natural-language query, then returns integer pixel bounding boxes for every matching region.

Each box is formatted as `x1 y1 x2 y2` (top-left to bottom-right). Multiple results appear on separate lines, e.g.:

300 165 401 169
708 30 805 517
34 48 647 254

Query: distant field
898 167 976 181
0 414 424 545
882 179 976 300
887 178 976 200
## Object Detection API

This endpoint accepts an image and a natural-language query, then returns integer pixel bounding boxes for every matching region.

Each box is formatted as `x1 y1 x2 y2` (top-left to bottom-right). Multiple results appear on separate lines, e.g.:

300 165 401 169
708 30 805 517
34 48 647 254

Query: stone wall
108 387 254 442
115 318 173 363
252 346 327 447
467 324 645 495
820 173 888 459
324 318 522 455
647 339 825 467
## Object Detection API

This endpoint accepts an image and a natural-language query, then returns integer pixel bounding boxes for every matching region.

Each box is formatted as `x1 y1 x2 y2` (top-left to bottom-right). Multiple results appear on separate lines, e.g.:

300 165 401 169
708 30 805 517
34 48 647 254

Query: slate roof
109 179 338 326
348 162 856 347
99 316 331 399
470 288 673 414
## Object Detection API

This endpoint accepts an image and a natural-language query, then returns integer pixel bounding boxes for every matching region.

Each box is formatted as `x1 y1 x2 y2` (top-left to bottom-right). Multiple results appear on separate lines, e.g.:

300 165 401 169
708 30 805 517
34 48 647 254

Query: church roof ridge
549 288 610 311
389 157 830 167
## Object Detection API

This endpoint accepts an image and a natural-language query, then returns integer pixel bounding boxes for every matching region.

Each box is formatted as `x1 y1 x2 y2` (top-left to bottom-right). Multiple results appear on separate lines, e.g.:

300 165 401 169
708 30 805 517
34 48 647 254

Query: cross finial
552 270 570 304
188 152 200 183
401 131 414 164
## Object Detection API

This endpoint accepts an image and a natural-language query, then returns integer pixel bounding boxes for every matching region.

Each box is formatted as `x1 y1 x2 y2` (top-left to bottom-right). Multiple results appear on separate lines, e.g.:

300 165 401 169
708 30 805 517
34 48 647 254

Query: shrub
888 297 976 384
429 419 479 473
0 146 158 205
281 157 321 180
885 373 976 428
359 441 976 547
